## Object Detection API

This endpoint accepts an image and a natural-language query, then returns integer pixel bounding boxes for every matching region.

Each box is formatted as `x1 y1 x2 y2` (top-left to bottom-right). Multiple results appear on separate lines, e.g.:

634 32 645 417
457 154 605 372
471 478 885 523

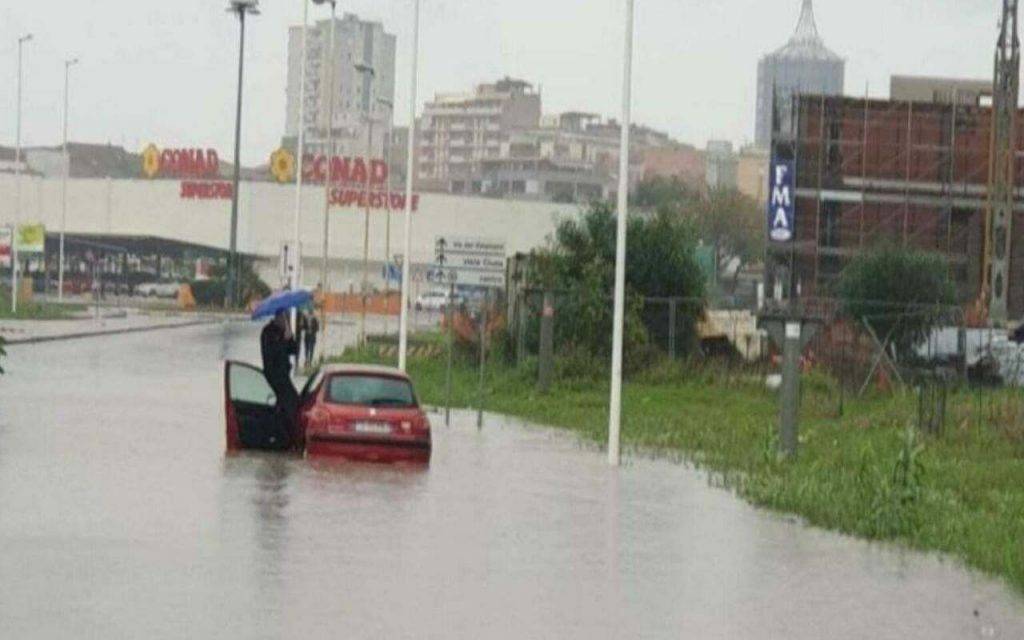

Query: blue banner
767 159 795 243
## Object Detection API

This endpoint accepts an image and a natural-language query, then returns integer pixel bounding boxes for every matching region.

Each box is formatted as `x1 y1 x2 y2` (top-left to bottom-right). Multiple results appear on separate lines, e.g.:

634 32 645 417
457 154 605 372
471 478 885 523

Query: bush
838 245 956 356
534 202 706 370
190 260 271 308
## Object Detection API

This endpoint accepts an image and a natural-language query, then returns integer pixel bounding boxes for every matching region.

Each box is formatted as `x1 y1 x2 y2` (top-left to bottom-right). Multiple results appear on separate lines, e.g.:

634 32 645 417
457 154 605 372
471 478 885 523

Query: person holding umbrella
252 289 313 446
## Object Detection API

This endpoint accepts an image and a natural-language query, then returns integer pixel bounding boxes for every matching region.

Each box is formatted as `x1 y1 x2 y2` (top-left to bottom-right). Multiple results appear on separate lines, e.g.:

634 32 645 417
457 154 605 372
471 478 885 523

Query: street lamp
315 0 337 356
224 0 260 309
290 0 310 342
378 96 394 335
355 61 376 346
12 33 32 313
397 0 421 372
608 0 635 467
58 56 79 303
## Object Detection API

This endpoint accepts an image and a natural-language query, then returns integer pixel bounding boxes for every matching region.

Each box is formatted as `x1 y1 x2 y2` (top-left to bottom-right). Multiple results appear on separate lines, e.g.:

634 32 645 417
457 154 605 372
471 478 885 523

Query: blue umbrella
251 289 314 320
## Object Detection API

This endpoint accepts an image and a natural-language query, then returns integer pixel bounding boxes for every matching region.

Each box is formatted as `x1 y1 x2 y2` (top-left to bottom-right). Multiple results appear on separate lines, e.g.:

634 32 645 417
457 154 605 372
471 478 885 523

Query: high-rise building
283 13 396 159
417 77 542 190
754 0 844 149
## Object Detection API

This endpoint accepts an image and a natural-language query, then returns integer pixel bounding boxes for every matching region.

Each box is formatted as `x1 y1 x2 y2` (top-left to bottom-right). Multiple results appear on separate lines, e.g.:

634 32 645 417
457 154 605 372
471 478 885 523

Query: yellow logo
141 144 161 178
270 147 296 183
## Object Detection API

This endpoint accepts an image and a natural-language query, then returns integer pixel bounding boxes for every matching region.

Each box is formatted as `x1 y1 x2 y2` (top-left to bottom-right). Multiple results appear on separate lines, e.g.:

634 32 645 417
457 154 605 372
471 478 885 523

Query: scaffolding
768 92 1024 317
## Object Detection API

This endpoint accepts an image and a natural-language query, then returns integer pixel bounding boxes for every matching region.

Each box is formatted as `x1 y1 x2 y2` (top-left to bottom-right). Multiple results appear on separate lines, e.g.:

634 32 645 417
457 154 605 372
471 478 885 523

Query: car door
224 360 291 452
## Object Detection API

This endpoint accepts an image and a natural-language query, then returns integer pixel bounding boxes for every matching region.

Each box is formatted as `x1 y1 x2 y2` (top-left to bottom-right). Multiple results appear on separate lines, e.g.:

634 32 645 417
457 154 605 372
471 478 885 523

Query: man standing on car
304 311 320 368
261 310 299 444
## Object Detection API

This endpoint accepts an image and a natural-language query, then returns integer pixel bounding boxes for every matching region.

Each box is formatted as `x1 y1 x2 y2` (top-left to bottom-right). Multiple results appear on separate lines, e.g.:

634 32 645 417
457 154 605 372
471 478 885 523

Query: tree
632 177 764 293
837 245 956 356
535 201 706 367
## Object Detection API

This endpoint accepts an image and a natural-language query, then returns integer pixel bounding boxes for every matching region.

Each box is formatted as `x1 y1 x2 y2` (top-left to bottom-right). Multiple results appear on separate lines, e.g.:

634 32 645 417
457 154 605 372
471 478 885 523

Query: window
230 364 275 406
327 375 417 408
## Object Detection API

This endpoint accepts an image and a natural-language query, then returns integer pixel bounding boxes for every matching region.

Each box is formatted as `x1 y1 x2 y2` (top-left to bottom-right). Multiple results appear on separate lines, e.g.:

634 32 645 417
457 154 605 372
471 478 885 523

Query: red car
224 361 432 464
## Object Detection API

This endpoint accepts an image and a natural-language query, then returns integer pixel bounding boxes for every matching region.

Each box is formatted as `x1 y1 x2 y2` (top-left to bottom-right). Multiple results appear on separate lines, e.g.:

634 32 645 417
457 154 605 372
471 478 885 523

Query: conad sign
141 144 232 200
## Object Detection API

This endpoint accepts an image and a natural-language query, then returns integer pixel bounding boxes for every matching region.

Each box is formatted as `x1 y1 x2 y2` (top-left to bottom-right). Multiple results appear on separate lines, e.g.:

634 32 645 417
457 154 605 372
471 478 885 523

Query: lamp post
315 0 337 355
355 61 376 347
291 0 310 337
378 97 394 336
58 57 79 303
224 0 260 309
398 0 420 371
608 0 635 467
12 33 32 313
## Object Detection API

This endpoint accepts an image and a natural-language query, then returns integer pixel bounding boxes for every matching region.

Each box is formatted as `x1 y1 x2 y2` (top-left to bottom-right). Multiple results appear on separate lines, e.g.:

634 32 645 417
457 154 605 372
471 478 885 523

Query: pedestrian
295 310 308 368
305 311 320 368
261 310 299 446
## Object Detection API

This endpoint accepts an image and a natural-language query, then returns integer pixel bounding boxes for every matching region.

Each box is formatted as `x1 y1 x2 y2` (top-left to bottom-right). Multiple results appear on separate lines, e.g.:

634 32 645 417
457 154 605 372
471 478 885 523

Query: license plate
353 421 392 435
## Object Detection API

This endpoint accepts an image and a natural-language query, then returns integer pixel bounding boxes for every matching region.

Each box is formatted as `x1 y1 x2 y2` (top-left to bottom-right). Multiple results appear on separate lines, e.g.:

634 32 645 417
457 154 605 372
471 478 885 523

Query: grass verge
0 293 85 320
329 342 1024 596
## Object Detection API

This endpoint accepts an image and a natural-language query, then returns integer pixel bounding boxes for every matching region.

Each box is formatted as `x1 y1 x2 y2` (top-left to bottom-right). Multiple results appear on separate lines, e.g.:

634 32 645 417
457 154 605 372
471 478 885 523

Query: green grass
330 342 1024 596
0 292 85 320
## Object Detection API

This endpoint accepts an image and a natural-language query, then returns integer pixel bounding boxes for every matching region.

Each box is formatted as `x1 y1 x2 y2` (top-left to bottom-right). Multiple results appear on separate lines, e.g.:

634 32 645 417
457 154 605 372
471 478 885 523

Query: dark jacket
261 321 298 387
306 316 320 342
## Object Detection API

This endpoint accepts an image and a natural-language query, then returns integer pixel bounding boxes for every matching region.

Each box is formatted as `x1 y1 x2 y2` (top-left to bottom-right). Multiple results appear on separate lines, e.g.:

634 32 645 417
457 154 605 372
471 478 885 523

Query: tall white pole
318 0 337 353
13 34 31 314
608 0 635 467
58 58 78 303
398 0 420 372
291 0 309 334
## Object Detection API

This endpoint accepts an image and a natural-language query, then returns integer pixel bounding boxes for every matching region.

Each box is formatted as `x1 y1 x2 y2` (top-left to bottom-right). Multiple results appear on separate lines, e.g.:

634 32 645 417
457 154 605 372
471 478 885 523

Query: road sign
433 236 506 288
16 223 45 254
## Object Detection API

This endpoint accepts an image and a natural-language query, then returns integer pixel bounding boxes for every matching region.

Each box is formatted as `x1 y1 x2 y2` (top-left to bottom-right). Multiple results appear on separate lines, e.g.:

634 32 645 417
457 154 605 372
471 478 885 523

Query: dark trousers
304 338 317 366
267 375 300 446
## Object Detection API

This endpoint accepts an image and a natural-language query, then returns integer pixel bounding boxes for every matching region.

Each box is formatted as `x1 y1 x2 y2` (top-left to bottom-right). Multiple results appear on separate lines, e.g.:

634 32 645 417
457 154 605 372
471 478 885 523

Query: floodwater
1 324 1023 639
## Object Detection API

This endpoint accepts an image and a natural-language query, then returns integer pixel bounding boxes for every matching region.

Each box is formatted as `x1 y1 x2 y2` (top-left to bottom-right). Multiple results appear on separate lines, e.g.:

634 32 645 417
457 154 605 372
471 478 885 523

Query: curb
4 319 219 345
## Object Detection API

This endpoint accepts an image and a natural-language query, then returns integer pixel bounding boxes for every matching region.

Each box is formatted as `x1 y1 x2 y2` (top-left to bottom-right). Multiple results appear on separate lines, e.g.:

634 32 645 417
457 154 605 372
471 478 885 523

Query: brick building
768 93 1024 318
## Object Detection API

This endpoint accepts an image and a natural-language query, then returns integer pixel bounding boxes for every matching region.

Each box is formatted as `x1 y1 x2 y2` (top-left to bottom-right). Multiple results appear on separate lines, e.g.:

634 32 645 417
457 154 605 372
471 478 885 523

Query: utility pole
607 0 635 467
355 62 376 347
291 0 310 336
224 0 260 308
379 98 394 336
13 34 32 313
398 0 421 371
58 57 79 303
316 0 337 357
985 0 1019 324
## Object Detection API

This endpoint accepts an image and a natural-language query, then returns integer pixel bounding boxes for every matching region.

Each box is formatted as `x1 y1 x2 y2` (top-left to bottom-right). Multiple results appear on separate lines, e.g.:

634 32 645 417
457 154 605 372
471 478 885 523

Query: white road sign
433 235 506 288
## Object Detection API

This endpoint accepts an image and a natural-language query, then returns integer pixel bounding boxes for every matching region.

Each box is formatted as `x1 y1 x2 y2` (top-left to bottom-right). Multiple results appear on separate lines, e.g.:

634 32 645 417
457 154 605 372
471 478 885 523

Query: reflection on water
0 324 1022 639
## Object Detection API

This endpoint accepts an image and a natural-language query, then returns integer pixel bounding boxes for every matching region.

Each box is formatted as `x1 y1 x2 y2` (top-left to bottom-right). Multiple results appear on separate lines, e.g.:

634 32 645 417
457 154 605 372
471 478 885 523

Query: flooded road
1 323 1023 639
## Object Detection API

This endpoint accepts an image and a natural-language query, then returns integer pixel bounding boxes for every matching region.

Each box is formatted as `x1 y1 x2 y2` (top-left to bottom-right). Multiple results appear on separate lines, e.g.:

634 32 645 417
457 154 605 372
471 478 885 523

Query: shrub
838 245 956 356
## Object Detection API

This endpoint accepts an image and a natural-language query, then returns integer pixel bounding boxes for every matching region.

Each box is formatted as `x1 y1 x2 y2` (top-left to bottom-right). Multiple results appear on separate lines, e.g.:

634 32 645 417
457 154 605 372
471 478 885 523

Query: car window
230 364 275 406
300 368 324 399
326 374 417 407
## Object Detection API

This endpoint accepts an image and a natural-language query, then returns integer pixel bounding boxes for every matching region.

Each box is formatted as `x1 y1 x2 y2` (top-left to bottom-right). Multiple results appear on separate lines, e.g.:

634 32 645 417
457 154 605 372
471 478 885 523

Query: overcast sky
0 1 1005 164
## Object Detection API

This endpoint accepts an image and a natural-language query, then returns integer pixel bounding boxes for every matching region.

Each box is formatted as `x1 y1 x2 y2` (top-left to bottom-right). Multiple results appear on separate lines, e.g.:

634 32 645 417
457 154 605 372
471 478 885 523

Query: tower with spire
754 0 845 148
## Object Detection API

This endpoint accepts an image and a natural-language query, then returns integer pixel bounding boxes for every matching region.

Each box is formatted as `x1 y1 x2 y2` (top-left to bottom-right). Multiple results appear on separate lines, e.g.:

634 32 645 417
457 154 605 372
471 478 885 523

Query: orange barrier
322 292 403 315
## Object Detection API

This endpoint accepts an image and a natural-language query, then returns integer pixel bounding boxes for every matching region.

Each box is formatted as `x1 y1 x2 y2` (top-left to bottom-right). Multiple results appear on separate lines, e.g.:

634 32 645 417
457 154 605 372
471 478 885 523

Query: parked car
415 289 465 311
135 281 182 298
224 362 432 464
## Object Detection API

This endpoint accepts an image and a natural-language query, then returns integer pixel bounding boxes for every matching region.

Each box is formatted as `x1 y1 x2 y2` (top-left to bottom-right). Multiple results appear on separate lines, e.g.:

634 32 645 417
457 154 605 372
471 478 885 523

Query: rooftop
766 0 842 62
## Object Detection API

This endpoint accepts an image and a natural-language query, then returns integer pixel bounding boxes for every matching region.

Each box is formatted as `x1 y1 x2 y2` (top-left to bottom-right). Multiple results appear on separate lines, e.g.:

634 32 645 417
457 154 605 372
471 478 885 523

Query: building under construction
767 1 1024 321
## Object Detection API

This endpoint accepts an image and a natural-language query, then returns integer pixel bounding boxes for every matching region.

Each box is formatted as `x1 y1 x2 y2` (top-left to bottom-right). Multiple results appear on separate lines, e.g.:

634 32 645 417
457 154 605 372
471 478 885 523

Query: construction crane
982 0 1020 325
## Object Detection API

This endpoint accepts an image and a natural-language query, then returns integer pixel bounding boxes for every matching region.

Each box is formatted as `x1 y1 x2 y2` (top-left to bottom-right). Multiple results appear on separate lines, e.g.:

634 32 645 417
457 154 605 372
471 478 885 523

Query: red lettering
207 149 219 176
330 157 351 184
351 158 368 184
370 160 388 186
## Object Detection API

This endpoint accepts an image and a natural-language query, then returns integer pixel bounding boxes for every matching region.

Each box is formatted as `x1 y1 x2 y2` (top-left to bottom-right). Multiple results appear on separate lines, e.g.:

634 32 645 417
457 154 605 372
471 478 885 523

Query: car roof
317 363 412 380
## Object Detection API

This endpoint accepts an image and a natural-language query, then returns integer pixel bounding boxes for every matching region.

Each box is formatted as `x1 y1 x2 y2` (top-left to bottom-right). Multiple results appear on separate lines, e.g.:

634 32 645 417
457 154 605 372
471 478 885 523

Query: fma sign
767 159 795 242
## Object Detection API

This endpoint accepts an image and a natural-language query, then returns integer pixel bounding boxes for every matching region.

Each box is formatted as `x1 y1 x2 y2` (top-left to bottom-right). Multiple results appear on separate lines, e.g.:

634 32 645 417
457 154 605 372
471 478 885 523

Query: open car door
224 361 292 452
